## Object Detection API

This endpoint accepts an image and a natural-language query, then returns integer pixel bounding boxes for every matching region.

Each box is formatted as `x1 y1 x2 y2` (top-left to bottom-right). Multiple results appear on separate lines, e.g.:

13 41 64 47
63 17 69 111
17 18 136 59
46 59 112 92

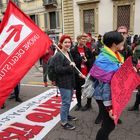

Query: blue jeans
59 88 73 123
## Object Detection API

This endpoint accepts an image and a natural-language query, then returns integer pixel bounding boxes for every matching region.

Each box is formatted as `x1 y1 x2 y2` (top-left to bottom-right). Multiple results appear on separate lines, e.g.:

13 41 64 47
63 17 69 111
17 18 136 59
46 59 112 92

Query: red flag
0 1 52 107
111 57 140 124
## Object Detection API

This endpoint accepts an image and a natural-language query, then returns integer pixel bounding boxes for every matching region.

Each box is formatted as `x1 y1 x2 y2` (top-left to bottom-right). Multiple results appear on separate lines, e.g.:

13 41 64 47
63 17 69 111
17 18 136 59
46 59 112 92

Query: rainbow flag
90 46 124 83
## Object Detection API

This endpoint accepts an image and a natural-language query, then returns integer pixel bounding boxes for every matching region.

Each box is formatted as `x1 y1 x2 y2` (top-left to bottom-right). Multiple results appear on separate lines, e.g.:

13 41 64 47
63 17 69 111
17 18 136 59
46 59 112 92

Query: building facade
0 0 140 41
0 0 63 43
72 0 140 40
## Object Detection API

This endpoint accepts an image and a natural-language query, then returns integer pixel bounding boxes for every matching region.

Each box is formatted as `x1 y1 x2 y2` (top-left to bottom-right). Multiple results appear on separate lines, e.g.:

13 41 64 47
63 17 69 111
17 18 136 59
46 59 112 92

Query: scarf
90 46 124 83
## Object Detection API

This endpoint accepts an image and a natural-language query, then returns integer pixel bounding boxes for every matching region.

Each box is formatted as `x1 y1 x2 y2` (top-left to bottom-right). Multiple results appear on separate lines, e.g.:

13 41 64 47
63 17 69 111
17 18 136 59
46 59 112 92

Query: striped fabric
90 46 124 83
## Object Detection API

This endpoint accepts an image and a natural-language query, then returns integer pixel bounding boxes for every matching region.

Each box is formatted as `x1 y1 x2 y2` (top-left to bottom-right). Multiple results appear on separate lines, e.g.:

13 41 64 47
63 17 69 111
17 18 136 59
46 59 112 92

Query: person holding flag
89 31 124 140
53 35 78 130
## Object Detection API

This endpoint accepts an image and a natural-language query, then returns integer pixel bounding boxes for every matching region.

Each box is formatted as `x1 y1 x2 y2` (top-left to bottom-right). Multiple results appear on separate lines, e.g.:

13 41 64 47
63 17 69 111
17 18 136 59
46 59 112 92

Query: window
113 0 135 33
49 12 56 29
117 5 130 29
79 2 98 35
44 11 60 30
30 15 39 26
83 9 95 34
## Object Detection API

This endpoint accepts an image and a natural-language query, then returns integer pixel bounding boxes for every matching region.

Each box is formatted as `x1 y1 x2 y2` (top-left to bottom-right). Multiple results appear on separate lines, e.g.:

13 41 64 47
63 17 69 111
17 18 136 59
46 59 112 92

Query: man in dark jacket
117 26 133 60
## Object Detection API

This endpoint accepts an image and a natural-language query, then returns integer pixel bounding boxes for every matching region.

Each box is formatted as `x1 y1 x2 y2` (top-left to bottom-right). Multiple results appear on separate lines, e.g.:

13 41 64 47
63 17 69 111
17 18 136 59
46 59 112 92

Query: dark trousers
75 78 92 107
96 101 115 140
43 61 48 83
134 88 140 107
14 84 20 99
95 100 103 120
75 78 85 107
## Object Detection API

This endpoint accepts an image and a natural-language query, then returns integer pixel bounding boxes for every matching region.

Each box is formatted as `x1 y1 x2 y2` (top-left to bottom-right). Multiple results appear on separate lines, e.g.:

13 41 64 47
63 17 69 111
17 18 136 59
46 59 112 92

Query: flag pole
54 43 84 76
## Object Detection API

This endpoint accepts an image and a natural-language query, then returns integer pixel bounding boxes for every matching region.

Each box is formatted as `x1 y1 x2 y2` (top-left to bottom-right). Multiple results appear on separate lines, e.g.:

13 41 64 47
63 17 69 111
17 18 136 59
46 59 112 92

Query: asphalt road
0 64 140 140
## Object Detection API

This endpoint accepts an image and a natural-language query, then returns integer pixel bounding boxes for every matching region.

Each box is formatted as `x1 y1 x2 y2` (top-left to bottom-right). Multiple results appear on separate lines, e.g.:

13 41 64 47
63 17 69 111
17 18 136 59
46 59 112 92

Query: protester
42 41 56 87
95 34 104 54
70 33 94 111
54 35 77 130
116 26 133 60
90 31 124 140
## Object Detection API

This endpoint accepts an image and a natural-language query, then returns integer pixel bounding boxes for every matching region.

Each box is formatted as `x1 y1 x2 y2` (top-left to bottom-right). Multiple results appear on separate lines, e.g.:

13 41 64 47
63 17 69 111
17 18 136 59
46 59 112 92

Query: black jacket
70 45 94 73
54 51 75 89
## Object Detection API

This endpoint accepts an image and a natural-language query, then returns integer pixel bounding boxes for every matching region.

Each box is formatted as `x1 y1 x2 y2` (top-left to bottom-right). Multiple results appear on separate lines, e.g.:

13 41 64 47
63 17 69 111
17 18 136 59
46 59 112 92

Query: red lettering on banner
0 122 44 140
33 108 59 117
26 112 52 122
25 96 61 123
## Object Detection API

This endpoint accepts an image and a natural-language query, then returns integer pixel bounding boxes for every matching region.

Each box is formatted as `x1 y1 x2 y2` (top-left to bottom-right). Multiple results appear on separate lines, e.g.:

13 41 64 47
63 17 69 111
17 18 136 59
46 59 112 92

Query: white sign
0 88 77 139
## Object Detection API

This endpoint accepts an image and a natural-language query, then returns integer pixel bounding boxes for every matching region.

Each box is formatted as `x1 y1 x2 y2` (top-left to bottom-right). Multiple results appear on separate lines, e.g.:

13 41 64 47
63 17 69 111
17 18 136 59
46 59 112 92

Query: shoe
44 82 48 87
15 98 23 103
8 94 15 99
61 123 75 130
81 104 92 111
74 105 81 111
1 104 5 109
95 116 102 124
51 81 56 86
118 119 122 124
128 106 139 111
68 115 77 121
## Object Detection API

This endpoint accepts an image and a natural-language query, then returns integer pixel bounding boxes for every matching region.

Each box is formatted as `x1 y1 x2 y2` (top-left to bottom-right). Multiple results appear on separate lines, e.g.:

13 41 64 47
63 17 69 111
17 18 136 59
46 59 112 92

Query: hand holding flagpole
54 43 86 79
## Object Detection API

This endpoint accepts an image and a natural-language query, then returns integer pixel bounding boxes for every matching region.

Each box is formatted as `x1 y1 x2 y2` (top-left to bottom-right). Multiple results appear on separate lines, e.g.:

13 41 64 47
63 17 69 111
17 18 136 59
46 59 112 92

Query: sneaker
44 82 48 87
51 81 56 86
118 119 122 124
8 93 15 99
68 115 77 121
15 98 23 103
1 104 5 109
61 123 75 130
128 106 139 111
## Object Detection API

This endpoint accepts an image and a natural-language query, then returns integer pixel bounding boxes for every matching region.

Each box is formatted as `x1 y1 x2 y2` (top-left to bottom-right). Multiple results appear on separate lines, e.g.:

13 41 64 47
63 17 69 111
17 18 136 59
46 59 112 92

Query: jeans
59 88 73 123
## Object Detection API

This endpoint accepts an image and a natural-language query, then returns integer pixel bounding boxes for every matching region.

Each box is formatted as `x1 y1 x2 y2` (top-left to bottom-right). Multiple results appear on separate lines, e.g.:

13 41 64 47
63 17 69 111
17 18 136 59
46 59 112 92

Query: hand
108 109 116 120
46 49 49 54
79 73 86 79
82 56 87 62
133 66 137 72
70 62 76 67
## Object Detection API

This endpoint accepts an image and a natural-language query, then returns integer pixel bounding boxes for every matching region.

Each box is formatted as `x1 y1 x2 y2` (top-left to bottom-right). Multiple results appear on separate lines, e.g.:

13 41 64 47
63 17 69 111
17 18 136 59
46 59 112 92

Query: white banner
0 88 77 139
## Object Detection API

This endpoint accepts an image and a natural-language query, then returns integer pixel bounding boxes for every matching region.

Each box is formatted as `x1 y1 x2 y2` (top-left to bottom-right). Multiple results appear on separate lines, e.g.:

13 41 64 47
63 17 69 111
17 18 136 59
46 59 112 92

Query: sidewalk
43 93 140 140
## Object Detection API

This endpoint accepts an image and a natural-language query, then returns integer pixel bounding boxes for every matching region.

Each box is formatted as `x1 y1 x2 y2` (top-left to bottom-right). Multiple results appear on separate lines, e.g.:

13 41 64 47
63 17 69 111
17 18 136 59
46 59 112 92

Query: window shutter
44 13 48 29
56 11 60 28
35 15 39 26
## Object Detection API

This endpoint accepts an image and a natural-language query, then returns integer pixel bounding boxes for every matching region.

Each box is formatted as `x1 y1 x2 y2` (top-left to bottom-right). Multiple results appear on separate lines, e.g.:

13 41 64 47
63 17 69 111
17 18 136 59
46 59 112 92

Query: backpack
47 52 65 82
47 55 57 82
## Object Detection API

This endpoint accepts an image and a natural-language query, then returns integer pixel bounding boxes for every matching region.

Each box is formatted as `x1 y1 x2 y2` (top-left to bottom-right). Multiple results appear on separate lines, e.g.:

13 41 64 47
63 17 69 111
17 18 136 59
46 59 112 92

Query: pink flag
0 1 52 107
111 57 140 124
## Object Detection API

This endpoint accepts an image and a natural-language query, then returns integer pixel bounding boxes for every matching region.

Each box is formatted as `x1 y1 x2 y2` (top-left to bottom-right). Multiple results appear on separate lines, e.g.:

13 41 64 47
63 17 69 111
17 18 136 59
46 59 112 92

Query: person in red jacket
42 41 56 87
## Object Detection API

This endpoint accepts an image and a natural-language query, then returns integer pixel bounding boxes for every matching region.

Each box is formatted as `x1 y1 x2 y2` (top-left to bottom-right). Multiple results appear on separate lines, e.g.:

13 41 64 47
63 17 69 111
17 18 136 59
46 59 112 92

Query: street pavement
0 63 140 140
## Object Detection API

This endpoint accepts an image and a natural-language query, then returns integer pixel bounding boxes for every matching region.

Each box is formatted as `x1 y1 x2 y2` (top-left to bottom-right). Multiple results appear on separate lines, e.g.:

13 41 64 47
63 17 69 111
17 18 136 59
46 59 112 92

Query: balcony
43 0 58 8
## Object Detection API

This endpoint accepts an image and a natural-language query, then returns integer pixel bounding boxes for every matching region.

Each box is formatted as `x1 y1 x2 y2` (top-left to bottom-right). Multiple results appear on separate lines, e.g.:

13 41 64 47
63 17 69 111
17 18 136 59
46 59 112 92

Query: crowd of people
1 25 140 140
42 25 140 140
